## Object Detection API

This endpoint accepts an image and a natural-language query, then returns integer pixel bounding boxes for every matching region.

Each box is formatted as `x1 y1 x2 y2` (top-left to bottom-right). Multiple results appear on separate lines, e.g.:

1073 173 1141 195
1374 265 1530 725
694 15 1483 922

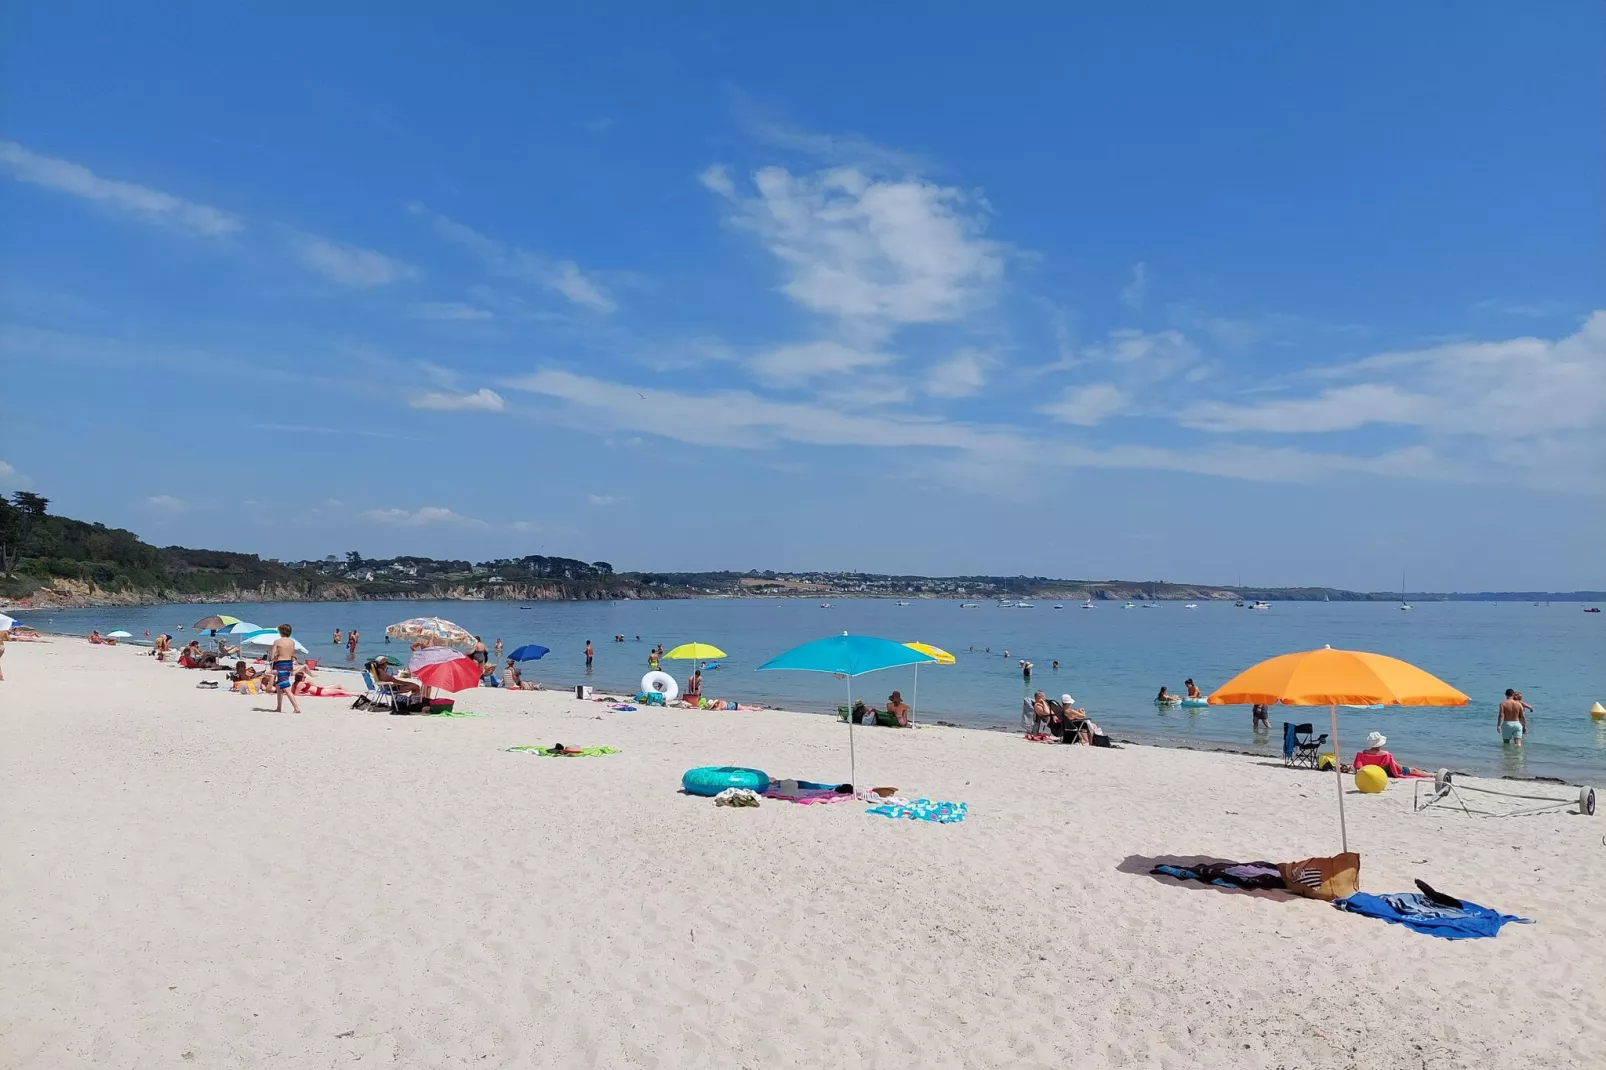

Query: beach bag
1279 852 1361 901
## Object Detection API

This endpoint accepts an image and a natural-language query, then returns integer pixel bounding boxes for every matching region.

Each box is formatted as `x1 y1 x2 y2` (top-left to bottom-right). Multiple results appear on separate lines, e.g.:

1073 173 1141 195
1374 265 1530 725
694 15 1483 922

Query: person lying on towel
1353 732 1431 778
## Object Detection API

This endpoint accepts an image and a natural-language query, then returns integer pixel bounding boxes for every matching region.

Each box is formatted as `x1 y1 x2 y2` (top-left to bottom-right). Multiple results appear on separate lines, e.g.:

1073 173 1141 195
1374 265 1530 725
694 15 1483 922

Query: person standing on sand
1497 689 1528 746
270 624 303 715
0 622 9 682
584 640 594 673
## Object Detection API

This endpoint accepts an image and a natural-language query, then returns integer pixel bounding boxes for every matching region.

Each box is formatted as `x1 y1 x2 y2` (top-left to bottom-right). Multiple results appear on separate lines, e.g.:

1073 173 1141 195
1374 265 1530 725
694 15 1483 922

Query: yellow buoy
1591 701 1605 721
1354 765 1388 794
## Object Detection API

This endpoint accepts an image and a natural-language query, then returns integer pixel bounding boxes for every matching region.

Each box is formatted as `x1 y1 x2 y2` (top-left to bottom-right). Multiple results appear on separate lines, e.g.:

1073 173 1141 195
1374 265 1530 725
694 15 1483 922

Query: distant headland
2 492 1599 610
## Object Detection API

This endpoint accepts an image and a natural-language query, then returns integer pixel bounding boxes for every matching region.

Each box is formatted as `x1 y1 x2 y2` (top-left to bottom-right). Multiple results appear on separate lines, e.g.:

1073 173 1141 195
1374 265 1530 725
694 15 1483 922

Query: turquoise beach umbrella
757 633 937 787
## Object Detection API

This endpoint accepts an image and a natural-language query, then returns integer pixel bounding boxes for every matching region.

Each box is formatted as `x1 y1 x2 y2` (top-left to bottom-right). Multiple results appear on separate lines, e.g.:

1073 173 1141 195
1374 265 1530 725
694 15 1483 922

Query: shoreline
35 630 1588 789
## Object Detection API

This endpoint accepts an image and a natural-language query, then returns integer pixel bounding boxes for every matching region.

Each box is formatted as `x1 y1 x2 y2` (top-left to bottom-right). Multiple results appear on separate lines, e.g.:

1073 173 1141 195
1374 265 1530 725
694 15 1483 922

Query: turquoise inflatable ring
682 766 770 797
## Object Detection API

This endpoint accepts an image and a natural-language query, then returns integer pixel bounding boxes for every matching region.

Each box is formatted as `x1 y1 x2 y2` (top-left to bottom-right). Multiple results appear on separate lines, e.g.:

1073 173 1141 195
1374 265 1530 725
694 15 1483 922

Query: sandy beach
2 639 1602 1069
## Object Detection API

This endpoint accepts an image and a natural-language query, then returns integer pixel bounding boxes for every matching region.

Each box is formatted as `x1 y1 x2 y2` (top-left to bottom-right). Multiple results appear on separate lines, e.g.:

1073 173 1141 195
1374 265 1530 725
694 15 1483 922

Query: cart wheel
1581 787 1596 817
1434 768 1453 795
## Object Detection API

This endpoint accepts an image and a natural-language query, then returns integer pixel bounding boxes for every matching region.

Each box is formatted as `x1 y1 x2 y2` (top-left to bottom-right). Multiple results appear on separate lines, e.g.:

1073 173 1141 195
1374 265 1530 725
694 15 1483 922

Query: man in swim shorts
270 624 303 714
1497 688 1527 746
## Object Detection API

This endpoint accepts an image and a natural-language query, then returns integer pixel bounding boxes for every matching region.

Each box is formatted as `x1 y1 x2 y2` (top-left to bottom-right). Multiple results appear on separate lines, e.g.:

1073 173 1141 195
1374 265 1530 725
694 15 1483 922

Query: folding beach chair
1283 722 1327 769
361 669 397 712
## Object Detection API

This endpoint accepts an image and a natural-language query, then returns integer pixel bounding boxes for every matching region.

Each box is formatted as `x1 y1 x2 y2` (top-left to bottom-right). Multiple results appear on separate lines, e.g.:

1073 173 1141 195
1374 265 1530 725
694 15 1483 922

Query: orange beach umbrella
1209 645 1468 851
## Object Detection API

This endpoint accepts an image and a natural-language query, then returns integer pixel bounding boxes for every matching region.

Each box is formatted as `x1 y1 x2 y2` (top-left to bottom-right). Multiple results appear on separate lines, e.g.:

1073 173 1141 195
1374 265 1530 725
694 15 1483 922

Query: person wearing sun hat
1352 730 1427 779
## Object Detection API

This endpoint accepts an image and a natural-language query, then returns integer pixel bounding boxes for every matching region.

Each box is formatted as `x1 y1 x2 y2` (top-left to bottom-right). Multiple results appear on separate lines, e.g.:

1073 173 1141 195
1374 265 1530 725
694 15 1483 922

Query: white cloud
1084 328 1199 372
0 140 242 237
699 164 736 199
410 301 492 321
144 494 187 510
1121 262 1149 311
1474 298 1568 318
360 506 487 527
749 341 891 385
408 388 507 413
503 366 1463 489
709 165 1002 332
293 236 415 287
414 206 616 312
1039 383 1130 426
926 349 995 398
587 494 624 506
1183 313 1606 439
0 460 31 490
731 99 931 174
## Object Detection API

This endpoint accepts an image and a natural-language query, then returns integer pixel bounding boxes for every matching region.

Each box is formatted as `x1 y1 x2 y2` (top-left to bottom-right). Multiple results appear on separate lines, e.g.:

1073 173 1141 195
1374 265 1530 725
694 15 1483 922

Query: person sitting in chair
372 659 424 701
1026 690 1052 732
886 690 912 727
1352 731 1427 778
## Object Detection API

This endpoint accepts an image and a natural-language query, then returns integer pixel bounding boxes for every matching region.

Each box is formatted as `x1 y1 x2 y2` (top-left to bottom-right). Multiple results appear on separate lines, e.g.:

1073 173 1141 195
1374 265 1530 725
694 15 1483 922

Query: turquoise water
16 598 1605 782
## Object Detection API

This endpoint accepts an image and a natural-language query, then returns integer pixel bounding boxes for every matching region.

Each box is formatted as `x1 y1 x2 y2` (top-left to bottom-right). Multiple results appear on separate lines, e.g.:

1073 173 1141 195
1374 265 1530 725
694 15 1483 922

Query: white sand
2 639 1602 1069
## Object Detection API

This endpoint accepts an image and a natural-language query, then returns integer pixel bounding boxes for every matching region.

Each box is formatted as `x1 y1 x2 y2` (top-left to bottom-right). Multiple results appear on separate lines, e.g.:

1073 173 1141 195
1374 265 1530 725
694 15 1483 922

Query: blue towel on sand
867 799 967 823
1334 892 1532 939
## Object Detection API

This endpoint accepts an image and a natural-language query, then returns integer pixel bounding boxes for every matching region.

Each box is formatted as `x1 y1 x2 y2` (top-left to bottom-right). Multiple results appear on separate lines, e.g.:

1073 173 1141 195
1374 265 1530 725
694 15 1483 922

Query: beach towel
609 704 637 711
1334 892 1532 939
714 788 760 807
867 799 967 823
765 788 857 805
504 745 618 757
430 708 483 718
1152 861 1286 891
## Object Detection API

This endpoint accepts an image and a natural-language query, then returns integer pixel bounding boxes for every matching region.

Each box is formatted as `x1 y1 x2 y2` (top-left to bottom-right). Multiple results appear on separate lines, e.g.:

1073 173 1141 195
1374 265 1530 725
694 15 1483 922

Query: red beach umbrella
412 651 482 693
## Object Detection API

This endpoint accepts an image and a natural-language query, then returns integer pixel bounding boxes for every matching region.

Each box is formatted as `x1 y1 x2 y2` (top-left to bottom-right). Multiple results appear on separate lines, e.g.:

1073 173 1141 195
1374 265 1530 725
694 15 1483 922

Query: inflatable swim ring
1180 698 1209 708
682 766 770 797
1155 697 1181 706
641 670 679 702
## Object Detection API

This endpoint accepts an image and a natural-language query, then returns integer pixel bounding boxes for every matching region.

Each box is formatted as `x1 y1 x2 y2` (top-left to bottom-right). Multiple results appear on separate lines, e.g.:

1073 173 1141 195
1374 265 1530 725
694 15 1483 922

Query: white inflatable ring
641 670 679 701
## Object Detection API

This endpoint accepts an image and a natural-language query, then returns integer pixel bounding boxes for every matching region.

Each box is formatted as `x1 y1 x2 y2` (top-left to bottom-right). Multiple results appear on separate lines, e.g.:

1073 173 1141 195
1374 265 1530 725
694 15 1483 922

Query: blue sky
2 4 1602 591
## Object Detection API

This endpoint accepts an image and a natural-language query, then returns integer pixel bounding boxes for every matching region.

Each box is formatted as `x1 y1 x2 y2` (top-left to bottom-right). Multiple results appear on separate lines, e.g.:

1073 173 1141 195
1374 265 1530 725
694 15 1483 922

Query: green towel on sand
505 745 618 757
430 709 483 718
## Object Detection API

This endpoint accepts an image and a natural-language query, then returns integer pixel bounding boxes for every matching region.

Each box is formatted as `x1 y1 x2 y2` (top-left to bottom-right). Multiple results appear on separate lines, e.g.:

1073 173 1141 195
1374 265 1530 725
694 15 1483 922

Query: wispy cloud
144 494 188 510
360 506 487 527
0 140 241 236
408 388 506 412
1039 383 1130 426
292 235 416 287
410 204 616 312
0 460 31 490
926 349 995 399
730 96 931 174
1121 262 1149 311
409 301 492 321
587 494 624 506
748 340 891 385
1473 298 1569 318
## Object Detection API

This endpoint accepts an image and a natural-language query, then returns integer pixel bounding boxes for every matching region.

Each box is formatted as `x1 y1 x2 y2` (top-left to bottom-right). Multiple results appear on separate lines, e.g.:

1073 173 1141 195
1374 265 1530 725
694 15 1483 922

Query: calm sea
15 598 1605 783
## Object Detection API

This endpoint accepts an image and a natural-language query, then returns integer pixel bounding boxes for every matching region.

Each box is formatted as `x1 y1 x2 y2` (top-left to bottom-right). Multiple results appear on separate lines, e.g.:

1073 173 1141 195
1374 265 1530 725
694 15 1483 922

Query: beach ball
1590 701 1605 721
1354 765 1388 794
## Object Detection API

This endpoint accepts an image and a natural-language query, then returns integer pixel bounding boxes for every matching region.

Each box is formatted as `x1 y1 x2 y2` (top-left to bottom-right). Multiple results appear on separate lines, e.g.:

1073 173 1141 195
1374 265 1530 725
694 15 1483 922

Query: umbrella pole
911 664 919 726
1331 702 1348 853
847 675 857 789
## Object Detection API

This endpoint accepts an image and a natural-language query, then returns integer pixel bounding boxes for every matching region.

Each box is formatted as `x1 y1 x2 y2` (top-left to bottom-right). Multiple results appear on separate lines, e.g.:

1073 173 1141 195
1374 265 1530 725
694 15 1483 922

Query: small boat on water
1123 602 1136 609
893 601 911 606
1249 600 1271 610
1234 599 1245 607
1053 604 1064 610
998 600 1016 608
960 603 981 609
1142 603 1159 609
1082 600 1095 609
820 602 832 609
1586 607 1601 613
1184 603 1198 610
1016 602 1036 609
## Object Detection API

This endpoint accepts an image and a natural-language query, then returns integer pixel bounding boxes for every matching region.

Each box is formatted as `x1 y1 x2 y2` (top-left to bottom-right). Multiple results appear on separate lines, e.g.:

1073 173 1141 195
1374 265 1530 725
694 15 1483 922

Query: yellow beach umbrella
903 641 955 723
1210 645 1468 851
664 642 727 661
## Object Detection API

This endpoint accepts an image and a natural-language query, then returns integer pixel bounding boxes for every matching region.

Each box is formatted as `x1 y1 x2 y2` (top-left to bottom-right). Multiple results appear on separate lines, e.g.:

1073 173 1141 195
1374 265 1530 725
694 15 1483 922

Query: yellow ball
1354 765 1388 794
